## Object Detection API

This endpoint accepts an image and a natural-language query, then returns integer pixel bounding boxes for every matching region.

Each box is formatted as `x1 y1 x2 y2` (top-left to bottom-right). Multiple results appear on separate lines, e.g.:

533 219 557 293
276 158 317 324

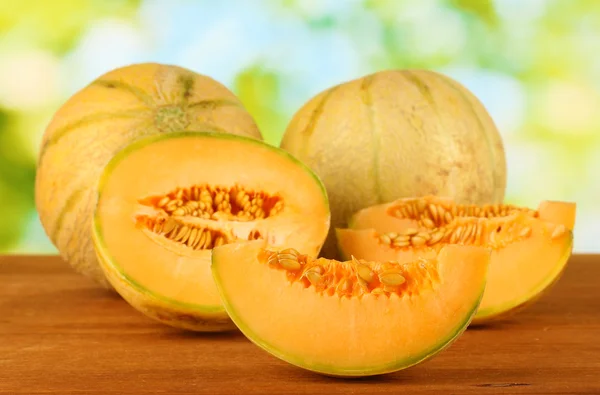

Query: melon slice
337 196 575 324
92 131 330 331
211 240 490 377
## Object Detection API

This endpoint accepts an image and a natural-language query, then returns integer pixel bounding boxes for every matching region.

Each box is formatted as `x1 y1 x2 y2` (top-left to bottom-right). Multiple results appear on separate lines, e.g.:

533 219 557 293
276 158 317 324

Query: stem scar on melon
92 131 330 332
211 240 491 377
337 195 576 324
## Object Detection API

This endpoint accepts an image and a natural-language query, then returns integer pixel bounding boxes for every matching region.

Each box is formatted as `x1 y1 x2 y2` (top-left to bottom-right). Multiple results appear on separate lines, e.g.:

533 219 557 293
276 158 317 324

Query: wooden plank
0 255 599 394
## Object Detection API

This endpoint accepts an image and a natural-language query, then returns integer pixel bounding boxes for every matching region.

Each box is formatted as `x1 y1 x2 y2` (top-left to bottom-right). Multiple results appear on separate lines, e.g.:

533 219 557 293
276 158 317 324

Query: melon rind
471 231 573 324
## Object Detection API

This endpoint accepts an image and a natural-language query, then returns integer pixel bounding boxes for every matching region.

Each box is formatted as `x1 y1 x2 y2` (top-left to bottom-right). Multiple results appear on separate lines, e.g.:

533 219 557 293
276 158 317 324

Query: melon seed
489 230 497 245
277 253 298 261
406 204 415 218
437 206 447 223
428 204 439 222
428 230 444 245
444 211 453 224
180 227 192 244
475 224 483 244
551 225 566 240
380 234 392 245
196 230 207 249
356 264 375 283
175 189 184 200
267 253 279 266
462 223 475 243
453 226 464 243
416 231 431 241
190 228 202 248
338 279 352 292
410 235 427 247
379 272 406 286
422 218 435 228
308 265 323 275
448 228 459 244
157 196 170 207
187 228 198 246
393 238 410 248
306 270 323 286
279 258 301 271
173 226 189 242
402 228 419 236
519 226 532 238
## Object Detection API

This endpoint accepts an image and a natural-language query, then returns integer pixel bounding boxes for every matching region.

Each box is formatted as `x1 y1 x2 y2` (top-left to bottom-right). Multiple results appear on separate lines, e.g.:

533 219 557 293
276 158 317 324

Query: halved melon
92 131 330 331
337 196 575 324
211 240 490 377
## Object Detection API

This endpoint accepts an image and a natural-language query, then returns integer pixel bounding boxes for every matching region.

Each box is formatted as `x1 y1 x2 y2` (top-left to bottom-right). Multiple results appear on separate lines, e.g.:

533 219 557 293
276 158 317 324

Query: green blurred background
0 0 597 254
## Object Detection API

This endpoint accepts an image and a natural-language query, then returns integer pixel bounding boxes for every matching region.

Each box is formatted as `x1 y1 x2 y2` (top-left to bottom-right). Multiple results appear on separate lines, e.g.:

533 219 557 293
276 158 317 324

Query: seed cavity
135 184 281 250
260 249 440 298
378 216 535 250
551 224 566 240
356 263 375 283
378 271 406 286
140 184 284 223
279 258 301 271
138 216 263 251
306 270 323 286
389 197 538 229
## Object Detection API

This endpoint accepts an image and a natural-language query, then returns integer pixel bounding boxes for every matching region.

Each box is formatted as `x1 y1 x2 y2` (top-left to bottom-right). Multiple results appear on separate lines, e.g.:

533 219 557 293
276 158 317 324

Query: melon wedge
92 131 330 331
211 240 490 377
337 196 575 324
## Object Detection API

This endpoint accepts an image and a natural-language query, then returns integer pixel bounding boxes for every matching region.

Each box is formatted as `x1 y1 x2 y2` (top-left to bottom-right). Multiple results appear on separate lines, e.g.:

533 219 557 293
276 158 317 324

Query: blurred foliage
0 109 34 249
235 65 287 146
0 0 598 253
449 0 498 26
0 0 141 54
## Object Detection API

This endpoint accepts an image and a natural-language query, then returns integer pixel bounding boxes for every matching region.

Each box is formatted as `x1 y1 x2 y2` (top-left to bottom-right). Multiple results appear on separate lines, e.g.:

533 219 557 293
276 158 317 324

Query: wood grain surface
1 255 599 394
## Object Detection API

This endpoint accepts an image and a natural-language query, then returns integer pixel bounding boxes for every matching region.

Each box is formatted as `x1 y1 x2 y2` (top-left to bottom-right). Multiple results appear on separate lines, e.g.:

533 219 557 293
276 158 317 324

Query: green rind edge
92 130 330 313
211 250 486 377
92 223 224 315
473 231 574 322
340 218 575 324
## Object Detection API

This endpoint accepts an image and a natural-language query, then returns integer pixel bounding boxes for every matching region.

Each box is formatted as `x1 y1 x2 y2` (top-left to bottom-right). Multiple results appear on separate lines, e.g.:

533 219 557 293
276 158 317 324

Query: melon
91 131 330 331
211 240 490 376
35 63 262 288
336 196 576 323
280 69 507 259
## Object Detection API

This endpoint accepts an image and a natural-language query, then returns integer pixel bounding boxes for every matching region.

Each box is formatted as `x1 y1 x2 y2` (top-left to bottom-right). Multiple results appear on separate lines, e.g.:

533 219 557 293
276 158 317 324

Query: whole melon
35 62 262 288
280 69 506 258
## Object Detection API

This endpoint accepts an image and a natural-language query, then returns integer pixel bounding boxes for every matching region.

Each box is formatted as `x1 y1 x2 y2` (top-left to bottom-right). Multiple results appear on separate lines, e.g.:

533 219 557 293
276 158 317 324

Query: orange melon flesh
211 240 490 376
348 196 575 233
338 197 575 323
92 132 330 331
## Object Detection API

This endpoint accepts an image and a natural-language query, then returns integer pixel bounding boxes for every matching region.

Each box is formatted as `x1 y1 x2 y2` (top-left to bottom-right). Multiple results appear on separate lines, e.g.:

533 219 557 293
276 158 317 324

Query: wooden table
1 255 599 394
